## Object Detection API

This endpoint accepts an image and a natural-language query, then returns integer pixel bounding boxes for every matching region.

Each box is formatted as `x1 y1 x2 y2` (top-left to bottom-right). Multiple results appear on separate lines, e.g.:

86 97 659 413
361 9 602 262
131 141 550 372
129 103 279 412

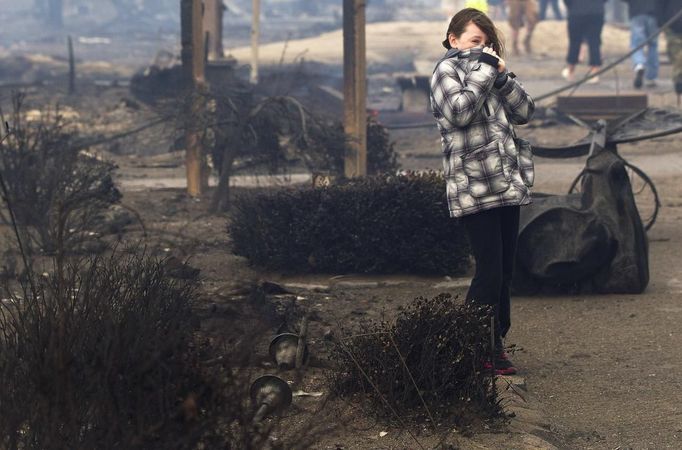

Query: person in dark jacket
659 0 682 98
561 0 608 82
624 0 661 88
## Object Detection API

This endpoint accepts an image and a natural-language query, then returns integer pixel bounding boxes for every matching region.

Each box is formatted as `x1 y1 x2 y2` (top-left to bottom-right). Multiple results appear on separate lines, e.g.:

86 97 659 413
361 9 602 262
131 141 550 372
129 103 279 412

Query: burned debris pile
229 172 469 275
131 58 399 211
329 293 502 425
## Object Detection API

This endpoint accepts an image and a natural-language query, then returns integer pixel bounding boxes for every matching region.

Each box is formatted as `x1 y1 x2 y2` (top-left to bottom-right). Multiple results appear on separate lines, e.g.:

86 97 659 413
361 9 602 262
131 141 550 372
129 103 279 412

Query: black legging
460 205 520 349
567 14 604 66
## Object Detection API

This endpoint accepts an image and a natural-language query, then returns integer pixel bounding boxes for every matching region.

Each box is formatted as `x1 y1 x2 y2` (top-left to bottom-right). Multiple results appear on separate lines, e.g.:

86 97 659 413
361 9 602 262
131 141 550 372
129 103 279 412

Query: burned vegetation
329 294 503 426
131 59 400 211
229 172 470 275
0 94 330 448
0 95 121 259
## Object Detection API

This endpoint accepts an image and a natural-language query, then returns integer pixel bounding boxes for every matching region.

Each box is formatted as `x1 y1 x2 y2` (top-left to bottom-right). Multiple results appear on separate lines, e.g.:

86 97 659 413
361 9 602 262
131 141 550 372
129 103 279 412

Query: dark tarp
513 148 649 294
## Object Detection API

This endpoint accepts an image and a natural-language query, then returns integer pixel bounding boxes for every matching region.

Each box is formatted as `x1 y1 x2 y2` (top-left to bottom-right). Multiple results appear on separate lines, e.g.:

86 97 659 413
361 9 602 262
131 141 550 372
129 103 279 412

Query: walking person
539 0 563 20
561 0 608 82
489 0 507 20
623 0 660 88
507 0 539 54
430 8 535 375
660 0 682 102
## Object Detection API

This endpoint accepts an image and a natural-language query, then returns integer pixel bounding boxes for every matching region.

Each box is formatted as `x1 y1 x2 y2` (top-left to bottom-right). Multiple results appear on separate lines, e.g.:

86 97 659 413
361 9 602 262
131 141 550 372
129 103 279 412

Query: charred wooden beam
181 0 207 197
203 0 224 61
556 94 648 121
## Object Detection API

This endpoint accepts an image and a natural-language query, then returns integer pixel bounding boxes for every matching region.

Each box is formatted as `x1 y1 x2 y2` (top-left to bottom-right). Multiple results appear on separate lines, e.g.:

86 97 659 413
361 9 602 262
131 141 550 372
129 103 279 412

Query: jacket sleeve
430 59 498 128
496 75 535 125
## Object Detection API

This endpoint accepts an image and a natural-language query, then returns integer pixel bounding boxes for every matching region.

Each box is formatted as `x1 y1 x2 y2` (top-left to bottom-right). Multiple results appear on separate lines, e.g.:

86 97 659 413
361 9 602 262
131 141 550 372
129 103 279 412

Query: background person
660 0 682 100
489 0 507 20
539 0 563 20
506 0 539 54
561 0 607 83
623 0 660 88
430 8 535 375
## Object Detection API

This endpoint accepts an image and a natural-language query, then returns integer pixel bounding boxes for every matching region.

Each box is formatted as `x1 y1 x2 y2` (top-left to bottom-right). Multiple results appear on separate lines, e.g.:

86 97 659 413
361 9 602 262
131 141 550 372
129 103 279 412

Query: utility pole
181 0 206 197
203 0 224 61
250 0 261 84
343 0 367 178
67 36 75 95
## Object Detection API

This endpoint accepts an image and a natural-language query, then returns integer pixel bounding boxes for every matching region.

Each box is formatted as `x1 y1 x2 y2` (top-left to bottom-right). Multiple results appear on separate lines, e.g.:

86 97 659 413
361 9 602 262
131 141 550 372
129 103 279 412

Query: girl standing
430 8 535 375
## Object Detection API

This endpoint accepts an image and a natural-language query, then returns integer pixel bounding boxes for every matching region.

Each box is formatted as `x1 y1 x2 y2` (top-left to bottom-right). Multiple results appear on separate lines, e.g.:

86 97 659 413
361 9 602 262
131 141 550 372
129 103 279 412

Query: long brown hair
442 8 505 57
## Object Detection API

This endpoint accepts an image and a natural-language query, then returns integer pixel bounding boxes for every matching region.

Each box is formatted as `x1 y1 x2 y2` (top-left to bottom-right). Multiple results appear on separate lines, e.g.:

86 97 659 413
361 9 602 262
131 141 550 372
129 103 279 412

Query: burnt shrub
329 294 501 424
0 249 333 449
0 251 207 449
229 172 469 275
0 95 121 255
304 115 400 177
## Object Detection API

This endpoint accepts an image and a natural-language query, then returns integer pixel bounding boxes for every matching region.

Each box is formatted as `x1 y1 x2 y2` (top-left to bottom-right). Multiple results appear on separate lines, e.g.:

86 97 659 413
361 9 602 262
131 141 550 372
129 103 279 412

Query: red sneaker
483 353 517 376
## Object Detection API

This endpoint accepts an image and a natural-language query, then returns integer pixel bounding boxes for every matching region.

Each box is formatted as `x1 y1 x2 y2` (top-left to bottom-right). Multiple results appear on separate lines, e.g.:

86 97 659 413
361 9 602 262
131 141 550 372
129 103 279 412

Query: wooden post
181 0 206 197
250 0 261 84
67 36 75 95
203 0 224 60
343 0 367 178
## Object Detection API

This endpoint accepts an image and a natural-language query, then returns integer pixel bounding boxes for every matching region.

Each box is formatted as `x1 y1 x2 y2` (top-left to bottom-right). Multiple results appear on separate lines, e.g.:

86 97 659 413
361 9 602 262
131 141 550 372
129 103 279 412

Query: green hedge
229 173 470 275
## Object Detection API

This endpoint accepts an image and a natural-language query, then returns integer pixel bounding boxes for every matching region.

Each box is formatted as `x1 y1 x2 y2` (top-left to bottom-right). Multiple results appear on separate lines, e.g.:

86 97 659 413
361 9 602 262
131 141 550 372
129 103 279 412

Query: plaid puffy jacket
430 48 535 218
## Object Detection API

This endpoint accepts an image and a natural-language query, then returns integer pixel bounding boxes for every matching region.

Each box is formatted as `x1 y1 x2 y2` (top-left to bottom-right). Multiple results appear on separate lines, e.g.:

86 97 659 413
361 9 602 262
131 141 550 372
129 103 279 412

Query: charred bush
0 252 203 449
305 115 399 177
137 59 399 211
206 90 400 211
229 172 469 275
0 95 121 255
329 294 501 424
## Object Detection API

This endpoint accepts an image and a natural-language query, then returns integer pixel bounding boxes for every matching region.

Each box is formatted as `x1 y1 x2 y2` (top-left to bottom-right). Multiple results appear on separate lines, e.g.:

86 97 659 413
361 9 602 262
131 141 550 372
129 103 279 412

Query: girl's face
448 21 489 51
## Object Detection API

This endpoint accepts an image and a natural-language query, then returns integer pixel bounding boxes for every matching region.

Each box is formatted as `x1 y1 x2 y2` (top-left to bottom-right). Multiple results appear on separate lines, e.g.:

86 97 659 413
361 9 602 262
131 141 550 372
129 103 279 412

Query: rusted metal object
531 107 682 159
250 375 293 423
269 332 309 370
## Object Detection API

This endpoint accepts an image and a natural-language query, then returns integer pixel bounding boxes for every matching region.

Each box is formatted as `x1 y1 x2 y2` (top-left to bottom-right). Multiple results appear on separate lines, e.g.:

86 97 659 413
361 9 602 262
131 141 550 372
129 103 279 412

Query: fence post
181 0 206 197
343 0 368 178
250 0 261 84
